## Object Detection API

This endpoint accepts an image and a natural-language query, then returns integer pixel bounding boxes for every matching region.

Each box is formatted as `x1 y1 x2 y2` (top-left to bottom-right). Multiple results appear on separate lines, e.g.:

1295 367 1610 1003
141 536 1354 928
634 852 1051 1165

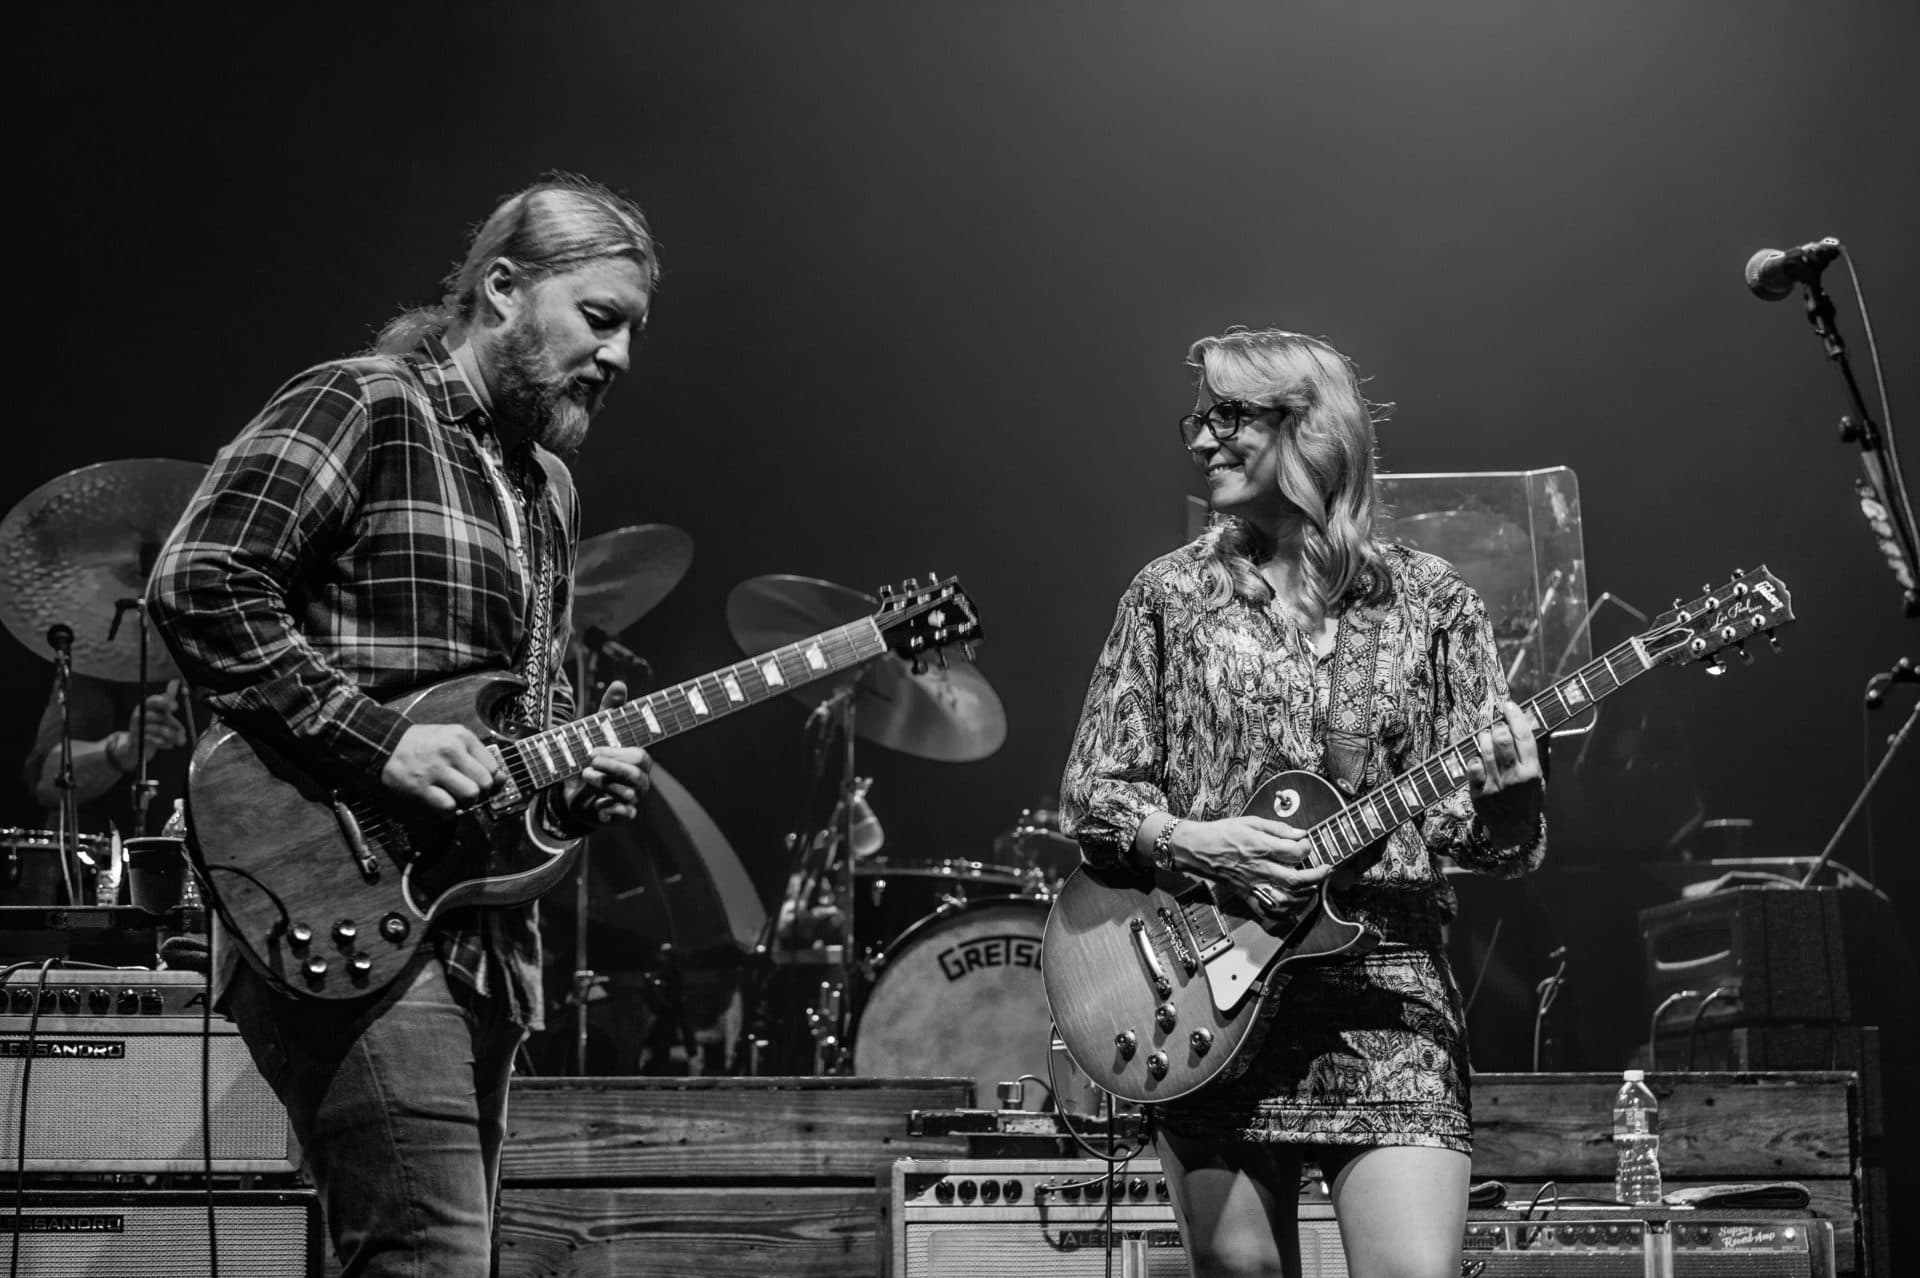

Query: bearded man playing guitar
150 175 658 1276
1059 327 1546 1278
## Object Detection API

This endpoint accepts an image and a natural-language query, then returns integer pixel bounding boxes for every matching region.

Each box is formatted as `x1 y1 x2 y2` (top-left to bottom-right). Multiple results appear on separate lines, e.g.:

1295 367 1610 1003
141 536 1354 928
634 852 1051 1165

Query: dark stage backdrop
9 3 1916 1068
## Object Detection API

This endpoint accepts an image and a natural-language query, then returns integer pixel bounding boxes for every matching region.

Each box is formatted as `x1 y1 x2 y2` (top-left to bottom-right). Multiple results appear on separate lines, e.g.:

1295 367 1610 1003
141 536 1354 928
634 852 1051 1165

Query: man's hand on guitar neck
381 723 504 812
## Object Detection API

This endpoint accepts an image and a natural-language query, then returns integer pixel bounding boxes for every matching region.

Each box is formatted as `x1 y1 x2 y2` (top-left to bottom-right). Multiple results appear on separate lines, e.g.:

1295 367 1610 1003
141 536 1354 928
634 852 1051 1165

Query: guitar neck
503 619 888 791
1302 633 1656 868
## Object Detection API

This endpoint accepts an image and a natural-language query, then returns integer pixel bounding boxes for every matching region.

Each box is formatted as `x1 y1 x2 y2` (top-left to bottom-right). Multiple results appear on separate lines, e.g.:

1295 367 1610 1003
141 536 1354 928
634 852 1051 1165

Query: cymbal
726 574 1007 762
571 524 692 636
0 459 207 682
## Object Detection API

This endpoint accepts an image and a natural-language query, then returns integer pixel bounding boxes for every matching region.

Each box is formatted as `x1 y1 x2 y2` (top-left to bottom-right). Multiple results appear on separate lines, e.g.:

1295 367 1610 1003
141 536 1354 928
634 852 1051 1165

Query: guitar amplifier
0 1189 320 1277
0 969 295 1173
892 1159 1835 1278
1639 887 1888 1028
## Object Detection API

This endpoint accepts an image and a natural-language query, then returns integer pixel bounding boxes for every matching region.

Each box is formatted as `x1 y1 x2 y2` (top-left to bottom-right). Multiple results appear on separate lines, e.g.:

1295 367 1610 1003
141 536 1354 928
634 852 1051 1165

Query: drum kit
0 458 1089 1106
0 458 210 910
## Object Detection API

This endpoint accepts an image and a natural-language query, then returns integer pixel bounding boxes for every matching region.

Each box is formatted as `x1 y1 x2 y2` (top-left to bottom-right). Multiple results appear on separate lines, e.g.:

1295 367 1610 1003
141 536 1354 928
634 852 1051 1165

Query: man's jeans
225 955 525 1277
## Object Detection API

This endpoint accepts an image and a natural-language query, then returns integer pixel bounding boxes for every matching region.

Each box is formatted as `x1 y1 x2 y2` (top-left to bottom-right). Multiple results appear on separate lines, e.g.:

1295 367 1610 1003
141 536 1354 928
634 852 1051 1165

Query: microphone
1745 237 1842 300
46 624 74 654
581 626 651 676
1864 656 1917 708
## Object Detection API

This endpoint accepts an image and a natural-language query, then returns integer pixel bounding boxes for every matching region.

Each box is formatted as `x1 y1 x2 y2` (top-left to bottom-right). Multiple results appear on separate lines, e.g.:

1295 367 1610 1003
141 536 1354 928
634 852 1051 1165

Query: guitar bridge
330 796 382 882
1155 907 1198 974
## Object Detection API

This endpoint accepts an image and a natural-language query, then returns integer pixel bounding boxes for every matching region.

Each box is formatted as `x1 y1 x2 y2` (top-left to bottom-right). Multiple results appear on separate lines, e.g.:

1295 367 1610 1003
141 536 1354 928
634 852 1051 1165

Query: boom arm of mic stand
1799 280 1920 616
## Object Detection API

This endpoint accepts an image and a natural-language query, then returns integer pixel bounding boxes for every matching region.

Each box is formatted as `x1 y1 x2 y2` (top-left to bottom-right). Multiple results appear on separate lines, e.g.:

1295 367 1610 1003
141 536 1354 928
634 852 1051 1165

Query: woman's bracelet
1151 816 1182 872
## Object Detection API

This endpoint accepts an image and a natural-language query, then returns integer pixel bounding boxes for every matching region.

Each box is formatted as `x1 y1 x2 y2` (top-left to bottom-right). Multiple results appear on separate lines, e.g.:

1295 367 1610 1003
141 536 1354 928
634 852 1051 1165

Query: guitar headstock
1644 566 1795 674
875 575 983 666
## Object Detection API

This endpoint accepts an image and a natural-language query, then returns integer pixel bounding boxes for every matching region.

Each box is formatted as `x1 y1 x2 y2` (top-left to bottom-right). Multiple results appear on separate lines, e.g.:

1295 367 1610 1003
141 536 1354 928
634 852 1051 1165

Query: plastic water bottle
1612 1068 1663 1204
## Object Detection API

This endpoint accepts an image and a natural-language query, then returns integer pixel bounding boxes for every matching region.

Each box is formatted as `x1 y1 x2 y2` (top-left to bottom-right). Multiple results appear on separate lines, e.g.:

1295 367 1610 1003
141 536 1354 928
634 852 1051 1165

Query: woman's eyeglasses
1178 400 1276 449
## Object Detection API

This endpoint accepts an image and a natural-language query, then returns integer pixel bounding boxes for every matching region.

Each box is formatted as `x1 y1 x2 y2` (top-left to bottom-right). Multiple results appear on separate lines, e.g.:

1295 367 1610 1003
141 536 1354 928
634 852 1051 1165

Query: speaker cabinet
892 1159 1836 1278
0 970 294 1173
0 1189 320 1277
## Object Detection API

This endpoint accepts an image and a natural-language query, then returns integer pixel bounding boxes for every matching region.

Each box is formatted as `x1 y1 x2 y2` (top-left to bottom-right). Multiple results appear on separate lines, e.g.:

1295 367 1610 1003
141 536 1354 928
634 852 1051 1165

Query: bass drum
853 897 1096 1112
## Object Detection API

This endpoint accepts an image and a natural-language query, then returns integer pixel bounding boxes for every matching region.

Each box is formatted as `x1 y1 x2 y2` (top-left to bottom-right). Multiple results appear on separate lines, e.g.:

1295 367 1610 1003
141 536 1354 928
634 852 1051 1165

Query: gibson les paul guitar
1042 568 1794 1104
187 576 981 999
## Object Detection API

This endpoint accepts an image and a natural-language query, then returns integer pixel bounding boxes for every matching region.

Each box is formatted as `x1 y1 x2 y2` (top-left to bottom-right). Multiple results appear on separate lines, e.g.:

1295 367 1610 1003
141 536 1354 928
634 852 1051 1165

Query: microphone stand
569 642 599 1077
1797 661 1918 891
1795 276 1920 617
47 625 82 905
110 597 161 837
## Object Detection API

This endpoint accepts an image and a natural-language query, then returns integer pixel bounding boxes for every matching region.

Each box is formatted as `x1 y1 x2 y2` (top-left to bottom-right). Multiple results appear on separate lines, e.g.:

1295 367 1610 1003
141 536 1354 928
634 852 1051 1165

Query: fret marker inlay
762 660 784 686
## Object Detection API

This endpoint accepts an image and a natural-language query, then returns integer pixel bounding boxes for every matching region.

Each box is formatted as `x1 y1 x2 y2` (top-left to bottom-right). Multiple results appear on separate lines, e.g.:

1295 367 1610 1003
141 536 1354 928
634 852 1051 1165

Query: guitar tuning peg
1730 567 1746 579
878 584 895 599
1672 597 1685 611
905 576 921 591
934 649 949 669
910 658 926 676
928 569 939 584
961 642 977 663
1736 643 1753 664
1704 657 1727 677
1766 631 1783 652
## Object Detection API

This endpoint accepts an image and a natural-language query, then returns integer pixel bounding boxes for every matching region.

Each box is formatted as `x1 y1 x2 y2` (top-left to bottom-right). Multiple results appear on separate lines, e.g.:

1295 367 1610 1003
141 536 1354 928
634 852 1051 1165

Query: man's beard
492 315 604 455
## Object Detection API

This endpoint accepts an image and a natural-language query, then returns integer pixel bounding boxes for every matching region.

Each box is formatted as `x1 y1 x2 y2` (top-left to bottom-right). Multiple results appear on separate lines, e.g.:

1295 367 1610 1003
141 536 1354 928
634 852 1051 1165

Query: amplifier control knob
1146 1051 1169 1079
8 989 34 1014
59 988 81 1012
87 987 111 1013
1155 1179 1170 1201
1002 1179 1023 1203
956 1180 977 1203
1061 1183 1081 1202
979 1180 1000 1203
933 1180 954 1204
1129 1177 1148 1200
138 989 164 1014
117 988 139 1013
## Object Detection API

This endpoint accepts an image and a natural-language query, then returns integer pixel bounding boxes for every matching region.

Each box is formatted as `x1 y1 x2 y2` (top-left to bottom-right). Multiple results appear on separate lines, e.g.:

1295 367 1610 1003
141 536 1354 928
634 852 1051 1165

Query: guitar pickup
330 797 382 882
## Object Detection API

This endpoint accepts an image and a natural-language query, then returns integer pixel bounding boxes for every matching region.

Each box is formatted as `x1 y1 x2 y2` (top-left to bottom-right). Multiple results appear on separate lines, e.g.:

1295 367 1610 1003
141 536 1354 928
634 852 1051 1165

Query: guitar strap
1322 597 1386 797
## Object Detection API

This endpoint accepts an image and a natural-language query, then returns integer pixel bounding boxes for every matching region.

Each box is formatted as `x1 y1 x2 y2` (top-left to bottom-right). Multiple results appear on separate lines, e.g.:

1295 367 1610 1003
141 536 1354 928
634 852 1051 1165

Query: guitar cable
6 956 58 1278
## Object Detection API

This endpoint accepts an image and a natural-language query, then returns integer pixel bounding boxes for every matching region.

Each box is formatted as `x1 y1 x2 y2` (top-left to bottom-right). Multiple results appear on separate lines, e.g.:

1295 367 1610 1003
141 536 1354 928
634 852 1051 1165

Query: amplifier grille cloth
0 1018 287 1166
2 1201 312 1278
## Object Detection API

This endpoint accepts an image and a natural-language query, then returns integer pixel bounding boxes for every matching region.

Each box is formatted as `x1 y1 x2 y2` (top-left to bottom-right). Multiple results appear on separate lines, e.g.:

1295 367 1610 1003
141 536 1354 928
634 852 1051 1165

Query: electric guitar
186 576 981 999
1042 568 1794 1104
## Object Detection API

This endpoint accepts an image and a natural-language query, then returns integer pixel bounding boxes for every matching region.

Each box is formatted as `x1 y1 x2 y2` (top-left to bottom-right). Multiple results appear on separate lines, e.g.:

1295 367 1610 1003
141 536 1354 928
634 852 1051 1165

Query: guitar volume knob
288 923 314 949
303 956 329 981
1115 1030 1138 1059
1156 1003 1178 1031
1190 1028 1214 1054
1146 1051 1169 1080
333 920 359 944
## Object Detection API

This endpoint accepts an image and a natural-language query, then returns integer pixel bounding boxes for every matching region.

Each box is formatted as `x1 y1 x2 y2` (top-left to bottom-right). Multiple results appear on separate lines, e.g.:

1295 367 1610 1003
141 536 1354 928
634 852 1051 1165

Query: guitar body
1042 769 1382 1104
187 672 578 1001
1045 565 1796 1104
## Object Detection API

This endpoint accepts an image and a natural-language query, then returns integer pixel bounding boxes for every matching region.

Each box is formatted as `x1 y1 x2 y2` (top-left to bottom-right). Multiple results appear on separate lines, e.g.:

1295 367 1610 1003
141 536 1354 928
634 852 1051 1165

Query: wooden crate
1472 1071 1875 1274
495 1076 972 1278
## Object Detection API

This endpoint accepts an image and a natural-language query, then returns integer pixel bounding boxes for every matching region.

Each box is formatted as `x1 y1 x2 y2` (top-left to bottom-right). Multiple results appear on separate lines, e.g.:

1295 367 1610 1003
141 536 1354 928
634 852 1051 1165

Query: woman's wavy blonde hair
1188 326 1390 613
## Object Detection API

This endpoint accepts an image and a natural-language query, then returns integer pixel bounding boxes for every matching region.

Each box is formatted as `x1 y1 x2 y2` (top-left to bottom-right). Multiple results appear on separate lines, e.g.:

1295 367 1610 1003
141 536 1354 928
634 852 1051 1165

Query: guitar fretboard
499 619 888 795
1301 633 1665 868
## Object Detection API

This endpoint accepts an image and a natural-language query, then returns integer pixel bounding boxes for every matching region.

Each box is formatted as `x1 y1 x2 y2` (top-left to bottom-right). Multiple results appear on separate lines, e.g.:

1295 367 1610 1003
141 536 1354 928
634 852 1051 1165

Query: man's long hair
1189 327 1390 613
373 173 658 357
